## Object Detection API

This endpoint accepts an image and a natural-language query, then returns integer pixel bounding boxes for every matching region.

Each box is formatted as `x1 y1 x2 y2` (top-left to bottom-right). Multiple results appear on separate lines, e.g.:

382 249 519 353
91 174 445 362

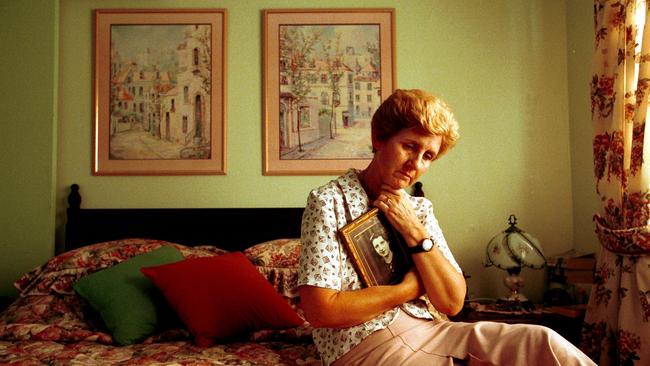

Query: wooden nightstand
450 301 586 347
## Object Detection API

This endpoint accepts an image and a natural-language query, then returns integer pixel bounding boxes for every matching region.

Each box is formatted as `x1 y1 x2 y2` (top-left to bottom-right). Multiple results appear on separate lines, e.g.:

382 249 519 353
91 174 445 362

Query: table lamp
484 214 546 303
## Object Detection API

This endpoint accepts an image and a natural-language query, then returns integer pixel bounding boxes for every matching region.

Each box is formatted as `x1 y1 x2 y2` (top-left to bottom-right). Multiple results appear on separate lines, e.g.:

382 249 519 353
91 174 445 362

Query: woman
297 89 595 366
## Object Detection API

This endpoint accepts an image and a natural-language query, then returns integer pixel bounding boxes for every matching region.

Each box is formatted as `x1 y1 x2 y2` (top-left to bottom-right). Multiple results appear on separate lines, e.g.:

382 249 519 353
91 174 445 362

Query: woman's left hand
374 184 427 240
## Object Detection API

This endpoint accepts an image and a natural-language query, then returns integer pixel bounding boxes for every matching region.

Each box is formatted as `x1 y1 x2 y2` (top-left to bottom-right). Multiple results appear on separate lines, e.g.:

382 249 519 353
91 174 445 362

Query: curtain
582 1 650 365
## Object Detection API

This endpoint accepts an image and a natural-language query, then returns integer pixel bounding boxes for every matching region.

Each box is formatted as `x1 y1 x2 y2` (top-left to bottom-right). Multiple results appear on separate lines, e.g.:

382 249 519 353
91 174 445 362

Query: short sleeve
298 189 343 290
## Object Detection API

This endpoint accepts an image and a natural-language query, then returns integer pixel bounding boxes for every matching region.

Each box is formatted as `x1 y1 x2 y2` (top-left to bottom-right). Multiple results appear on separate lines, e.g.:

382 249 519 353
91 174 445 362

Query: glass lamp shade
485 215 546 270
484 214 546 303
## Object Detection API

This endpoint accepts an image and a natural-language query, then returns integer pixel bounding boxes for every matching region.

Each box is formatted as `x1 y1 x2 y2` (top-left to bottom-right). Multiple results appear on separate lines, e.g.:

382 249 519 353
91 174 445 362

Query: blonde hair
371 89 459 158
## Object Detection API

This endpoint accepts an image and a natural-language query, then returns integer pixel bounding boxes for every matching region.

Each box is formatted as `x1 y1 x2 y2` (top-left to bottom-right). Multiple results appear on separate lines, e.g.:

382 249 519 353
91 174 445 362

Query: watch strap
407 245 425 255
408 238 433 255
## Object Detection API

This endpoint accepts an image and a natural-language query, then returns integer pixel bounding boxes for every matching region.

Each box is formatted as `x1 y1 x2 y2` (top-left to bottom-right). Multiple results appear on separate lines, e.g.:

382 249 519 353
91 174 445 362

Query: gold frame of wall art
93 9 227 175
262 8 395 175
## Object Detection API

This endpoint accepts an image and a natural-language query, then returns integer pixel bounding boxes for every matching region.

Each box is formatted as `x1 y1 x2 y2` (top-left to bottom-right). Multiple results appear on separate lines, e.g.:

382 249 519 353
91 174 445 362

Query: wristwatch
408 237 434 255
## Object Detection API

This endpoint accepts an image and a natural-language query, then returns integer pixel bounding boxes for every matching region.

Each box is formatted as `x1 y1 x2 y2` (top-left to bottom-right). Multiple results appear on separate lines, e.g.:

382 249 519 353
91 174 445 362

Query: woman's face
372 127 442 190
372 235 390 256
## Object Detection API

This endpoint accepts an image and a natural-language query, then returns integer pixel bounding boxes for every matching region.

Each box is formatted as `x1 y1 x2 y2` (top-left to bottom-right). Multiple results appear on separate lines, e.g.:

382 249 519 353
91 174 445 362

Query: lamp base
502 269 528 302
501 292 528 302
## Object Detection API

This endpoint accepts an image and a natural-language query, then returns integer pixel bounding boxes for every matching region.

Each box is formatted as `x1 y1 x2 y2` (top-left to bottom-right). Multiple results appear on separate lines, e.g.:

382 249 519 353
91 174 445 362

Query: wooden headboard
64 184 305 252
64 182 424 253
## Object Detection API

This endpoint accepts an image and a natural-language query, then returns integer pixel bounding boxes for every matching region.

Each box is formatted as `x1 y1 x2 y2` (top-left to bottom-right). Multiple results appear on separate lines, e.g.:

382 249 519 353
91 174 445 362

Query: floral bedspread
0 290 320 366
0 340 321 365
0 239 322 365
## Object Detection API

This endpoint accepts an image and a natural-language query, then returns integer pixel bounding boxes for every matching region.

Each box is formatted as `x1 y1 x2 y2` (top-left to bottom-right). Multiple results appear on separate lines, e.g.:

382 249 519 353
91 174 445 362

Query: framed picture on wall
93 9 227 175
262 8 396 175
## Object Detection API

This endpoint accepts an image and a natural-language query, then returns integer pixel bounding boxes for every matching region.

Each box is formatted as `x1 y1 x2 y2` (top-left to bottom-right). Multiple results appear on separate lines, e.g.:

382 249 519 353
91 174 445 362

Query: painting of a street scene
279 24 381 161
109 24 212 160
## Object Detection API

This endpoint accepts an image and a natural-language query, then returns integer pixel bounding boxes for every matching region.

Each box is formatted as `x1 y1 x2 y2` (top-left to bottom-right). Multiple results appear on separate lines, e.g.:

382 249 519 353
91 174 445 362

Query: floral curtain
582 0 650 365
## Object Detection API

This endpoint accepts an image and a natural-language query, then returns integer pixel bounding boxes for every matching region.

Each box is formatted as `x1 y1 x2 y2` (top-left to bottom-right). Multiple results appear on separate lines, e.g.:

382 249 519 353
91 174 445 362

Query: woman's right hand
399 268 425 301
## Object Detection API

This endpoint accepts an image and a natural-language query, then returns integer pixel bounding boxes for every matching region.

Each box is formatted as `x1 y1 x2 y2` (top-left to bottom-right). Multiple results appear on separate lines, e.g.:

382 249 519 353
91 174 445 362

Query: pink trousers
332 312 596 366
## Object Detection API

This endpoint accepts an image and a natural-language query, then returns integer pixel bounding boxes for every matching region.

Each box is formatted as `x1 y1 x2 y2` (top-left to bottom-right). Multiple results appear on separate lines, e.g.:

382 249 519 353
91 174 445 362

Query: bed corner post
68 184 81 210
412 181 425 197
65 184 82 251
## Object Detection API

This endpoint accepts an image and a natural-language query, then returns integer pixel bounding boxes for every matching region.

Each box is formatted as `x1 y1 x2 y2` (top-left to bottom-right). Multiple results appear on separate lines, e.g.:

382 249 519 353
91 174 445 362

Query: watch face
422 238 434 251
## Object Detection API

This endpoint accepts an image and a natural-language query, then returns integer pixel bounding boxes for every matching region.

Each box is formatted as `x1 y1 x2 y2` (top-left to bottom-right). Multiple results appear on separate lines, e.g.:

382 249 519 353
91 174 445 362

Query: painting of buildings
278 24 381 160
109 24 211 160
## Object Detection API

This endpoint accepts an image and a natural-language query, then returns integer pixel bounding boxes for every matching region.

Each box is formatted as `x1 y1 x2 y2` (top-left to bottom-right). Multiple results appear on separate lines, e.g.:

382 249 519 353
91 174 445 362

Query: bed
0 183 322 365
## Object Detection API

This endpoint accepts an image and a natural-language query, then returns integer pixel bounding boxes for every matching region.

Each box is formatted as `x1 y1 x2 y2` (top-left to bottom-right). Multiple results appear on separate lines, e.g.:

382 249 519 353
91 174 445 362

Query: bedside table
450 301 586 347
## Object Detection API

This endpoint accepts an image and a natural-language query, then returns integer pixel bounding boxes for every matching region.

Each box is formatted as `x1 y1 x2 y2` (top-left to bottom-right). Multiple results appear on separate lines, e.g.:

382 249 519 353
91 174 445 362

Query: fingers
375 194 395 210
377 194 392 204
375 199 390 213
380 185 408 201
374 190 418 233
375 190 405 210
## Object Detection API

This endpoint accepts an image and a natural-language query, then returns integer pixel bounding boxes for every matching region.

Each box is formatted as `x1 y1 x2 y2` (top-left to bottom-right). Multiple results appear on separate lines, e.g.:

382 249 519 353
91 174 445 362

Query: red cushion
141 252 304 347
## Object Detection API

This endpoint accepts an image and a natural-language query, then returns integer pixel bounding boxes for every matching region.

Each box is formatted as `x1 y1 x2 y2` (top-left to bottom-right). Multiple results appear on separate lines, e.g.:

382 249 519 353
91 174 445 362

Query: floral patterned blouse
298 169 462 366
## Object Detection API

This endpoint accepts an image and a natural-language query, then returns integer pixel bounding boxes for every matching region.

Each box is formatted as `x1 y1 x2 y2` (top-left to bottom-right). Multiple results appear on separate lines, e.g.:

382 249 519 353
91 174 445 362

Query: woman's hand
399 268 425 301
374 184 428 244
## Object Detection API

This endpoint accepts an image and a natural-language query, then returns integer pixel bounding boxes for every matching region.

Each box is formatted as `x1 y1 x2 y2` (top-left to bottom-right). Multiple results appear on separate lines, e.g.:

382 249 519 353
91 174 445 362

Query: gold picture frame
262 8 396 175
339 208 412 287
93 9 227 175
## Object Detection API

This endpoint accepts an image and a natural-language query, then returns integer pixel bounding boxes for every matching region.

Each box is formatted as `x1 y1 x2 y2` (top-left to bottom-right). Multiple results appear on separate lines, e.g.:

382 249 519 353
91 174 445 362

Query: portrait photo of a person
371 234 394 272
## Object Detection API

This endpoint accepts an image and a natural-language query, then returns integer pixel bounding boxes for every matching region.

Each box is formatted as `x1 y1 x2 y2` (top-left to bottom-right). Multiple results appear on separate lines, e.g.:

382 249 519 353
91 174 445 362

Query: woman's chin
388 178 411 189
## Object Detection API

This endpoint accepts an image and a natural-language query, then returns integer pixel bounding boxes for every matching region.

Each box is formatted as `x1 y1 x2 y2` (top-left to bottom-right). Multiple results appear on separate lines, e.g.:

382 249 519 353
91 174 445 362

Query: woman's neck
358 167 381 201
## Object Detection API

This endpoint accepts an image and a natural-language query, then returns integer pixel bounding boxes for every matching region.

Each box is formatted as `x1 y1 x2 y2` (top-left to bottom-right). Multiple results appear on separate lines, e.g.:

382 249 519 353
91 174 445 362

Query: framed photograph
262 9 396 175
93 9 227 175
339 208 412 287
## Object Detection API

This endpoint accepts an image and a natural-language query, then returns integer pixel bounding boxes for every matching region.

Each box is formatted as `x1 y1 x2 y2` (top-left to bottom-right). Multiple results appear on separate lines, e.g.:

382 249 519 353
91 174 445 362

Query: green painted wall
0 0 597 303
567 0 599 254
0 0 58 298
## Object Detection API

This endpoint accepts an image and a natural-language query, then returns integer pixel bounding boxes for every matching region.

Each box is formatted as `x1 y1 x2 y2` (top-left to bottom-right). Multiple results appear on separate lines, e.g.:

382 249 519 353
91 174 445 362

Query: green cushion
73 245 183 345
